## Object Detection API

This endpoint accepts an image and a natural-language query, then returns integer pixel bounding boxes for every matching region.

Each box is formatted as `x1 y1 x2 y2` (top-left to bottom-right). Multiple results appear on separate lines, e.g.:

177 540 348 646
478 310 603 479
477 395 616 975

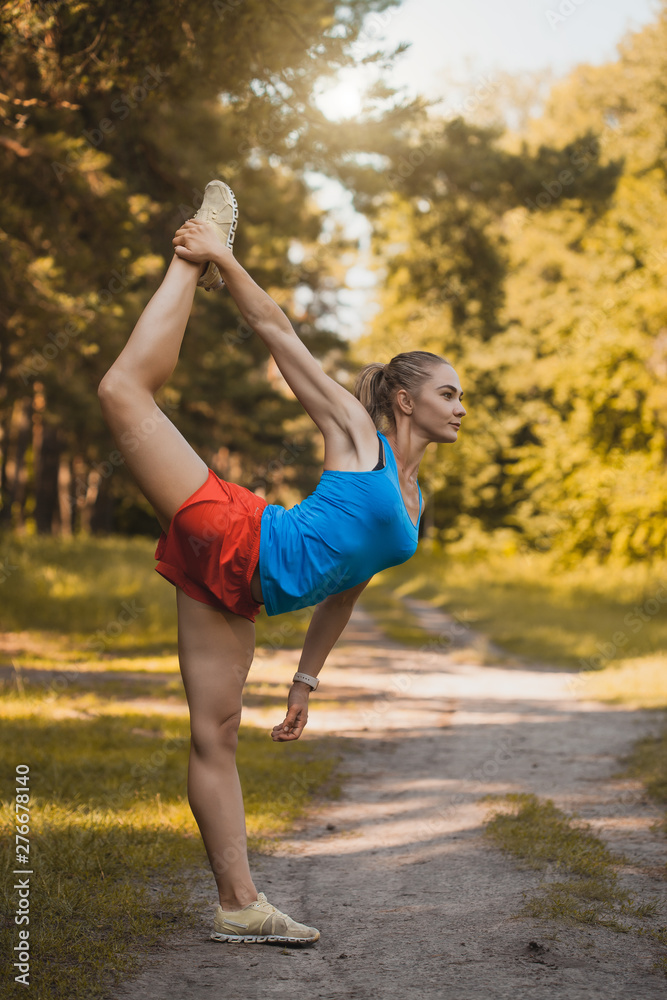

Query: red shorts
154 469 268 622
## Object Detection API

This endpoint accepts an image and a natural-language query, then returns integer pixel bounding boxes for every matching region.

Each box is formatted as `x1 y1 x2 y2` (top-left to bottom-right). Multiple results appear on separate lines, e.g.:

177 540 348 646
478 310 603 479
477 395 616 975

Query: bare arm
173 221 377 465
270 578 371 742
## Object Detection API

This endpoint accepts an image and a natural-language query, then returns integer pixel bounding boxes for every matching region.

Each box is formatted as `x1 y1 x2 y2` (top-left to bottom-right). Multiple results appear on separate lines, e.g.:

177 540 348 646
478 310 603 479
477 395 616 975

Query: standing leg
176 588 259 908
97 255 209 531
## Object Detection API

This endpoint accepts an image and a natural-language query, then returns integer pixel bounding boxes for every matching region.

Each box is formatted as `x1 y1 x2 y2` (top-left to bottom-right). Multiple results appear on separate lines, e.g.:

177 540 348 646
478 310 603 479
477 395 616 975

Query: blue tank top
258 431 422 616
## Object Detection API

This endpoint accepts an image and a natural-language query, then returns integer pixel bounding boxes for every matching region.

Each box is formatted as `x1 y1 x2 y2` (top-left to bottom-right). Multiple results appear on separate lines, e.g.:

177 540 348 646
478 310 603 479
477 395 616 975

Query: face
398 363 466 444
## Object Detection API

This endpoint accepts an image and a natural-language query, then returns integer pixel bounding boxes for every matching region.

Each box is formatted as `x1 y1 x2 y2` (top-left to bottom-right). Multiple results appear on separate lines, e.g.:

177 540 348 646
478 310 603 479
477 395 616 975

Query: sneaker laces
252 893 276 910
248 892 288 918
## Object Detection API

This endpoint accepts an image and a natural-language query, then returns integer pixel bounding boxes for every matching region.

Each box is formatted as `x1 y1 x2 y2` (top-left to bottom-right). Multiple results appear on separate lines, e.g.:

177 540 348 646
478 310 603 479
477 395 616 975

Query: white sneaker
210 891 320 945
194 180 238 291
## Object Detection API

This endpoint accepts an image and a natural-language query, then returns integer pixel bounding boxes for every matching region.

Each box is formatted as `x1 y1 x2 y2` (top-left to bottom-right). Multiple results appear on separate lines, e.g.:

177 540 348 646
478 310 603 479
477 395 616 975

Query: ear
395 388 414 415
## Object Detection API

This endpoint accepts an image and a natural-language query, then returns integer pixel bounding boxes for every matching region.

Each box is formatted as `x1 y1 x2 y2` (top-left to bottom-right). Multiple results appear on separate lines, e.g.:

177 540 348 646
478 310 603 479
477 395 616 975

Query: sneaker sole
195 181 239 291
210 930 320 945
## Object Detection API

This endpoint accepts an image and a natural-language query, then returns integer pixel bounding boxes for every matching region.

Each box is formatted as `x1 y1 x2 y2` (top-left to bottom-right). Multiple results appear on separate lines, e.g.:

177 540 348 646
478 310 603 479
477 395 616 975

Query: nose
455 402 466 417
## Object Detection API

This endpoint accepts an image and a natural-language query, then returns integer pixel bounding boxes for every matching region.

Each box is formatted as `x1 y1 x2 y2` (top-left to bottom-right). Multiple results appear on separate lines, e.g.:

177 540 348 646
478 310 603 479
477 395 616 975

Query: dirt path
113 605 667 1000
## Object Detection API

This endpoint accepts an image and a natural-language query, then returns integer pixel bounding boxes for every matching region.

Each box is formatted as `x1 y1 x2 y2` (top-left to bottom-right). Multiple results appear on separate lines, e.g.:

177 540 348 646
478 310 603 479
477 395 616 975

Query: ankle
219 891 258 911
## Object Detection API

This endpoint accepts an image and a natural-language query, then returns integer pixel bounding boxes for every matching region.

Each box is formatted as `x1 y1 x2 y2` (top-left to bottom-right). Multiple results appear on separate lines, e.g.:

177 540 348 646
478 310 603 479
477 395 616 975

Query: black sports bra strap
371 437 385 472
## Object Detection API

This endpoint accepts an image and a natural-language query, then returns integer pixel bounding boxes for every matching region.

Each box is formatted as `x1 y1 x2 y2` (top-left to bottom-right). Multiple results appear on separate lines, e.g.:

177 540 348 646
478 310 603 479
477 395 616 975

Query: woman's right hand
271 685 309 742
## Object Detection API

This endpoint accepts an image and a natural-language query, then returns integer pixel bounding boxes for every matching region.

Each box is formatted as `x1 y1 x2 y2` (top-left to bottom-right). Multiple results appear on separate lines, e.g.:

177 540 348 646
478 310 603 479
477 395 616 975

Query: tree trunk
91 473 115 534
57 455 73 537
35 423 63 534
5 398 33 530
79 469 100 533
0 407 10 527
0 325 11 527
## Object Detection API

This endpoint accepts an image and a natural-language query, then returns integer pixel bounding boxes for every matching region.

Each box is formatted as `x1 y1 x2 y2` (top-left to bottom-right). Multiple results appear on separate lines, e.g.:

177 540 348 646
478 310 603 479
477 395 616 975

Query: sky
309 0 662 336
373 0 658 99
317 0 660 118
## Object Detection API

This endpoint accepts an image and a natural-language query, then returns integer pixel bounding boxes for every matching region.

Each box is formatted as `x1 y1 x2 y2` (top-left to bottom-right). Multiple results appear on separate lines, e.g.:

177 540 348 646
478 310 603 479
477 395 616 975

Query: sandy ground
111 604 667 1000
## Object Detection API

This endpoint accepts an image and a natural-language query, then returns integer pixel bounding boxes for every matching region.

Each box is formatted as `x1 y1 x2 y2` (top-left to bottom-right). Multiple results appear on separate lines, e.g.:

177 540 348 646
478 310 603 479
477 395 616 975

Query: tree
1 0 419 533
353 2 667 564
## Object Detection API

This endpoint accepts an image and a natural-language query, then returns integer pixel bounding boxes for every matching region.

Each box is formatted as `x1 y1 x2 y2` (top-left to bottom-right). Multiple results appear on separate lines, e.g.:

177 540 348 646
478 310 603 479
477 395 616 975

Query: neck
384 424 427 483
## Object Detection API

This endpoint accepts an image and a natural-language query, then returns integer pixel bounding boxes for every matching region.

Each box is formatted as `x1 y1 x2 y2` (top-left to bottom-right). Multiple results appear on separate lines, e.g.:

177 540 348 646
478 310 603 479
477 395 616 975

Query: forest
2 0 666 564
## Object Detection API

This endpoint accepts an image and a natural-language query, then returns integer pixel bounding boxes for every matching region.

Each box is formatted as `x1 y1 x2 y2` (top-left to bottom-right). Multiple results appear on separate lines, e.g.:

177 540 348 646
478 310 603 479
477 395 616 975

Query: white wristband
293 671 319 691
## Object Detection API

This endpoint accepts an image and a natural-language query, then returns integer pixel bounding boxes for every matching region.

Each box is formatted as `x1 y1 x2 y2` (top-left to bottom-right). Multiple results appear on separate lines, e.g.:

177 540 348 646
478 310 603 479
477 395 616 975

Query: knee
190 710 242 759
97 367 140 406
97 368 124 405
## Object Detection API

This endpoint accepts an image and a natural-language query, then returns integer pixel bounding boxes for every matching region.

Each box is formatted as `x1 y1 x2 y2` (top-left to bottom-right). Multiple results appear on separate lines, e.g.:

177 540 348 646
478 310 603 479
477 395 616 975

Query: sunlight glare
315 77 364 121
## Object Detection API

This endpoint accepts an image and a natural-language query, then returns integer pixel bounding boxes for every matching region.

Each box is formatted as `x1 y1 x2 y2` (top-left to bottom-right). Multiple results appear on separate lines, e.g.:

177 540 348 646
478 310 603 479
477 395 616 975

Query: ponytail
354 350 450 430
353 363 390 429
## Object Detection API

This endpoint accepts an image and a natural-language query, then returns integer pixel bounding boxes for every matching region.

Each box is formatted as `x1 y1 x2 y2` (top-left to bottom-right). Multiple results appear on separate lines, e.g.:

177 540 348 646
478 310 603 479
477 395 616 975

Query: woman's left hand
172 218 231 265
271 685 309 742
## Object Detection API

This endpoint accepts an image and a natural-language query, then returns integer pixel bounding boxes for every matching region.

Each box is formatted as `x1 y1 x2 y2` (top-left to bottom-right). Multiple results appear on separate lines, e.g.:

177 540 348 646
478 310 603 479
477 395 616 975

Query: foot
193 180 239 292
210 891 320 945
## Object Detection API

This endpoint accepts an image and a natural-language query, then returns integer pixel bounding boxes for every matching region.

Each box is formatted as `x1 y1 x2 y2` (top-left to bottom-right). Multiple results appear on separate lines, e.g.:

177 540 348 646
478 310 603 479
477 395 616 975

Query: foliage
354 4 667 563
0 0 420 533
4 0 667 562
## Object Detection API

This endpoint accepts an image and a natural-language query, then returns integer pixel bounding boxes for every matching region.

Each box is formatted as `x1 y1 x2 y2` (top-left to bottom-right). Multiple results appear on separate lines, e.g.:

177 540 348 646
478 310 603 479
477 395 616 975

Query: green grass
576 658 667 708
375 548 667 673
0 712 344 1000
0 532 345 999
483 793 666 960
7 532 667 678
358 578 431 646
619 729 667 837
4 532 667 986
0 531 312 650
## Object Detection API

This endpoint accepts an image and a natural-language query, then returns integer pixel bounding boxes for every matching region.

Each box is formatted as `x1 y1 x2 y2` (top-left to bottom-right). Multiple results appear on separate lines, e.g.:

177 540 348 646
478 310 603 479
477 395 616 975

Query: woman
97 180 466 947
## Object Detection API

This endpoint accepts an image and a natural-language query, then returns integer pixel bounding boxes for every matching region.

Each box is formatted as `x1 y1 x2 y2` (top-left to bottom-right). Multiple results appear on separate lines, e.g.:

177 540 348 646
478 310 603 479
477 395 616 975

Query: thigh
100 383 209 531
176 588 255 726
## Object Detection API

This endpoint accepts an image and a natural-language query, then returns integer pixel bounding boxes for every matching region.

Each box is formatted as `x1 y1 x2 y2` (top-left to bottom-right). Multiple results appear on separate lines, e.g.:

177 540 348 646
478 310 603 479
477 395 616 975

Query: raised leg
97 255 209 531
176 588 259 909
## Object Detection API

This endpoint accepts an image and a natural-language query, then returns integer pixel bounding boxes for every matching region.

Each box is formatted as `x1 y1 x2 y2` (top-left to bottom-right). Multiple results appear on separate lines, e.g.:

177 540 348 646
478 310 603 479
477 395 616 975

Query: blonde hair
354 350 451 430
